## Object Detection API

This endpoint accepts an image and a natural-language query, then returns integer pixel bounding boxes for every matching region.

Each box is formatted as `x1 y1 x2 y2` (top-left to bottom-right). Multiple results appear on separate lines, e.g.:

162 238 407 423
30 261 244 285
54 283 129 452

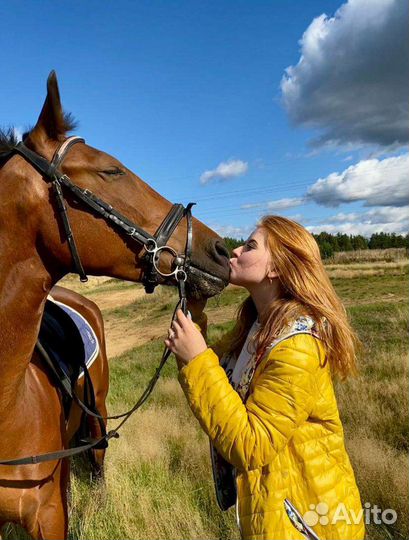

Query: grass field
4 253 408 540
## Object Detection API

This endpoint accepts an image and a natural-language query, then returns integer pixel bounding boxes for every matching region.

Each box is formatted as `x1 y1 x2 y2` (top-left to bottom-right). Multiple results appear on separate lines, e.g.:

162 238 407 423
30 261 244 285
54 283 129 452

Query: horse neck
0 248 52 410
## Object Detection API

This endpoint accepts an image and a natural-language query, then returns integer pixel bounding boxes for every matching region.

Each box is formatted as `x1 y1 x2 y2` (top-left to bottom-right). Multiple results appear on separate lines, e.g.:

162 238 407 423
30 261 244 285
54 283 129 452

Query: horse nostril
213 240 230 265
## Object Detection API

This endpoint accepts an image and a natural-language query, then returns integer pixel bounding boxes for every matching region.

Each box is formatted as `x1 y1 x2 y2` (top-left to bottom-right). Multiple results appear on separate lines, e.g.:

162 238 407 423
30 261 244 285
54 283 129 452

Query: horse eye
101 167 125 176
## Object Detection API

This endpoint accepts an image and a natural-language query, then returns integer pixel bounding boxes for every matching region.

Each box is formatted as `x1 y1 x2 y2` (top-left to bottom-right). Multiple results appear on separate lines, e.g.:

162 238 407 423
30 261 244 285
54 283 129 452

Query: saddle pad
47 297 100 377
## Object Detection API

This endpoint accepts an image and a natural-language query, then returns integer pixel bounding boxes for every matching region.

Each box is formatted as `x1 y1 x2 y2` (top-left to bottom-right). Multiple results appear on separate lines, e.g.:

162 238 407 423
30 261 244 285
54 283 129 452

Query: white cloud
307 220 408 236
281 0 409 149
241 197 305 211
325 206 409 224
267 197 305 210
200 159 248 184
308 205 409 236
307 153 409 207
212 223 254 240
287 213 308 224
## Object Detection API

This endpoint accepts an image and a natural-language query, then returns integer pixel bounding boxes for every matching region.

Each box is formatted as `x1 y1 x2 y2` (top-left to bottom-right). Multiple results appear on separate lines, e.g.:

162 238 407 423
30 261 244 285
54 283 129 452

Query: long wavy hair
220 215 360 380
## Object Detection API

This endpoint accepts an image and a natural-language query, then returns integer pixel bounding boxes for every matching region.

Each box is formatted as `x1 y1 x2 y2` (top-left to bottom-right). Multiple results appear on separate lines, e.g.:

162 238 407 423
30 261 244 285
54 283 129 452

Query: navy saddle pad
38 297 99 386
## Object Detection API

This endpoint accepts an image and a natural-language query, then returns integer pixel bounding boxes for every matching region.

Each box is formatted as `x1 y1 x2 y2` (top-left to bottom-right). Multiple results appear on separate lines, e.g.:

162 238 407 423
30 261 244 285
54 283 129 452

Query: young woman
165 216 365 540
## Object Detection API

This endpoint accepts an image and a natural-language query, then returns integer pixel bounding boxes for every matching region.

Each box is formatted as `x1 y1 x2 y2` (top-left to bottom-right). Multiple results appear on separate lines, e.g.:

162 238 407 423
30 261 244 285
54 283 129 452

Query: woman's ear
266 267 279 280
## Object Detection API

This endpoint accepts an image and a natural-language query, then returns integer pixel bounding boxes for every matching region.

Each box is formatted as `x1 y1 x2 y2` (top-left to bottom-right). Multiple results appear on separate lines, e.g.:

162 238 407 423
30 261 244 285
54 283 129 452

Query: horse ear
30 71 72 143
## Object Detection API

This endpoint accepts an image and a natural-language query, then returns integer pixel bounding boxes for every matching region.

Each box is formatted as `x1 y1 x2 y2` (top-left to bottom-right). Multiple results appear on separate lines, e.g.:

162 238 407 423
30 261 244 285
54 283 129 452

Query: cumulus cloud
307 153 409 207
325 206 409 224
307 220 408 236
281 0 409 148
200 159 248 184
287 213 308 223
212 223 254 240
308 205 409 235
241 197 305 210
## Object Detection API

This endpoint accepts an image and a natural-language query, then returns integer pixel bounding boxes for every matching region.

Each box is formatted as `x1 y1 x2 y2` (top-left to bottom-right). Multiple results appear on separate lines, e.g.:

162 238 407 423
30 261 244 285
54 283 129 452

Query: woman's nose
231 246 241 258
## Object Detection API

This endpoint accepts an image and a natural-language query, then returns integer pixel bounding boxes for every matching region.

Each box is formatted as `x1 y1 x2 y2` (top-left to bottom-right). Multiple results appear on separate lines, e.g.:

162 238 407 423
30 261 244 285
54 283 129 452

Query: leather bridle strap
52 177 88 282
12 138 194 292
176 202 195 313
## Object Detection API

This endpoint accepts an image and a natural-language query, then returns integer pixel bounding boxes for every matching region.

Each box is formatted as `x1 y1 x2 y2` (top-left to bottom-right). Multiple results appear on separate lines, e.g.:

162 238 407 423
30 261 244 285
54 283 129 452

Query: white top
224 320 261 390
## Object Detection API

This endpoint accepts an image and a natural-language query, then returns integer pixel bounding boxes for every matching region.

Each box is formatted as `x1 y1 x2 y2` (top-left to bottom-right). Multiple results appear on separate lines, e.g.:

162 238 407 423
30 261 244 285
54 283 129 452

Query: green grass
104 287 179 320
331 267 408 304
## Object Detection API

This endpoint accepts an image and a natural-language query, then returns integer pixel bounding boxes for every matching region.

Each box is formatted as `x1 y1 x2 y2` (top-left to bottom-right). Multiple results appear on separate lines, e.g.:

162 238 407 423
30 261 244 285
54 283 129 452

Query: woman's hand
164 309 208 369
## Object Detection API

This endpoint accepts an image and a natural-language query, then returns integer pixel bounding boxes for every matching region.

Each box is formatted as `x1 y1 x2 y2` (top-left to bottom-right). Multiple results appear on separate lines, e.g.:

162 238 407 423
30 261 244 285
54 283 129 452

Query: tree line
224 232 409 259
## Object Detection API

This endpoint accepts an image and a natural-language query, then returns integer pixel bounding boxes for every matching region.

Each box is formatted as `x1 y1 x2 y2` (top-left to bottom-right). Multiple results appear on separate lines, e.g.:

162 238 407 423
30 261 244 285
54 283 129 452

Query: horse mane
0 128 19 167
0 112 77 168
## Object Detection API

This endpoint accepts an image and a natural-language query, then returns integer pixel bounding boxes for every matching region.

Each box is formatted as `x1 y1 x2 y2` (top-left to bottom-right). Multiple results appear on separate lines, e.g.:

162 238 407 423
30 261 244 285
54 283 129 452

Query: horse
0 71 230 539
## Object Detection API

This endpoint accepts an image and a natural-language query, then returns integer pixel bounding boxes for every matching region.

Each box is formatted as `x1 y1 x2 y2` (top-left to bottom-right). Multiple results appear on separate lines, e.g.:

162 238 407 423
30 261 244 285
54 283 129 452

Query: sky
1 0 407 239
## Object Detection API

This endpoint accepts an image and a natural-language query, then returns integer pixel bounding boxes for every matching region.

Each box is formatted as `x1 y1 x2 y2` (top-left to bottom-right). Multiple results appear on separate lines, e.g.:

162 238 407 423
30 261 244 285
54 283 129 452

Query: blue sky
1 0 407 239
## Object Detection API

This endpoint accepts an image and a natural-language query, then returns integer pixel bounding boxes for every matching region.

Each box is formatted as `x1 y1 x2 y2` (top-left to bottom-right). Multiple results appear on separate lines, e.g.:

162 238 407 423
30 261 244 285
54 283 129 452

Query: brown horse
0 72 229 539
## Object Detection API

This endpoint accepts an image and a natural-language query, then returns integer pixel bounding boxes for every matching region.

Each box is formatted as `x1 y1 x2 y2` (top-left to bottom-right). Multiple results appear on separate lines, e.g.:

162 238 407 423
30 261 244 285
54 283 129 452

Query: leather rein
0 136 195 466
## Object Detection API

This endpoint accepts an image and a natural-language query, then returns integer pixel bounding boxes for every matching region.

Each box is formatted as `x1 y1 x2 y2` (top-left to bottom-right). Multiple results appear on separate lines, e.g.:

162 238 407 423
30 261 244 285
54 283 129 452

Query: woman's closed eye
244 240 257 251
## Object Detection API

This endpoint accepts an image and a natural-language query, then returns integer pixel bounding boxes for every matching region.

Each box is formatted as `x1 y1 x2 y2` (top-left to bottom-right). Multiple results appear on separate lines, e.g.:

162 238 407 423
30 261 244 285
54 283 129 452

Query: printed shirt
222 315 321 402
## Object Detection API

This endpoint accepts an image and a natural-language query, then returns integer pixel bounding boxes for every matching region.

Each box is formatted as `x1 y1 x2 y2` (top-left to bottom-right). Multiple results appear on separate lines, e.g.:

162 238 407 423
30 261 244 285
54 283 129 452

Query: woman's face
229 228 276 288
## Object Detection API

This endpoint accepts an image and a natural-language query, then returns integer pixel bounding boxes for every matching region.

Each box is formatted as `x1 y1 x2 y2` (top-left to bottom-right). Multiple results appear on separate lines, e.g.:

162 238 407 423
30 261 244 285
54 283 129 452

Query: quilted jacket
178 333 365 540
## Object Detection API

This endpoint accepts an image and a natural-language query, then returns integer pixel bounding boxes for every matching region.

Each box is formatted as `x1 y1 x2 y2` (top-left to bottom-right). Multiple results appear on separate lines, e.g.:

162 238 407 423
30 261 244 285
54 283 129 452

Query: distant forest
224 232 409 259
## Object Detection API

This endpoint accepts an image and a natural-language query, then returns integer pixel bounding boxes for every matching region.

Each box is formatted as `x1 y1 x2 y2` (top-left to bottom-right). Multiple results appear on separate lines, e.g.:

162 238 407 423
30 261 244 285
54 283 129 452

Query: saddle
37 297 100 418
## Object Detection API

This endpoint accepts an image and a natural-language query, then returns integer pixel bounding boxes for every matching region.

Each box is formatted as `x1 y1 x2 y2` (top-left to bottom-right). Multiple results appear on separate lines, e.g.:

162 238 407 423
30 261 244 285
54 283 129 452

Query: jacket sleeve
178 334 322 471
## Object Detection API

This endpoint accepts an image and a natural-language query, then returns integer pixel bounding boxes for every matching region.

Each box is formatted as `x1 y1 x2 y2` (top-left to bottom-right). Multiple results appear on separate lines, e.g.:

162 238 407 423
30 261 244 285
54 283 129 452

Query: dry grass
325 260 408 279
347 436 408 540
69 394 238 540
326 248 407 265
3 253 408 540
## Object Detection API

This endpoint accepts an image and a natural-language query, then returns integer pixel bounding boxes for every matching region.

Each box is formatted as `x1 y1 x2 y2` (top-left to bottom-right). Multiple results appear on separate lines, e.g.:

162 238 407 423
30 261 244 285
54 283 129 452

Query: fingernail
187 311 192 319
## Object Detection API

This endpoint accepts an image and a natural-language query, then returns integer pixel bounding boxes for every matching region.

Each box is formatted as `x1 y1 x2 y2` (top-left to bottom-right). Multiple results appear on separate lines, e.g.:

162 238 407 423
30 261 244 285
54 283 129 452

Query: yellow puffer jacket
178 333 365 540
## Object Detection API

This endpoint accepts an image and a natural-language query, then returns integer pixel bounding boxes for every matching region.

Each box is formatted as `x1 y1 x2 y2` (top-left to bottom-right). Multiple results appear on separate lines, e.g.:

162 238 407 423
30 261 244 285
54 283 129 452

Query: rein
0 137 195 466
0 334 175 466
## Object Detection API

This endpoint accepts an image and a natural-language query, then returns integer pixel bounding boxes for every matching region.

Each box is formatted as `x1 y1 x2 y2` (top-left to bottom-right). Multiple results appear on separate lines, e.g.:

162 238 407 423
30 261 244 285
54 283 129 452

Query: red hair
221 215 360 380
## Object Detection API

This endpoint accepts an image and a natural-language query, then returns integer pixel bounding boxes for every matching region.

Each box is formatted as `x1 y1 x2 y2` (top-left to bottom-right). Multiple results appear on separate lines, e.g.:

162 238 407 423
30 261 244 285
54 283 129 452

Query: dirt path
88 287 146 311
104 304 237 358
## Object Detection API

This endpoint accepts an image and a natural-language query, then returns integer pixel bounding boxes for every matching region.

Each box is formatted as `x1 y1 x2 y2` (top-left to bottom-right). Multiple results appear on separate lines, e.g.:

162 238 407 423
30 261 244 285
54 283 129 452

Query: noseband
9 136 195 299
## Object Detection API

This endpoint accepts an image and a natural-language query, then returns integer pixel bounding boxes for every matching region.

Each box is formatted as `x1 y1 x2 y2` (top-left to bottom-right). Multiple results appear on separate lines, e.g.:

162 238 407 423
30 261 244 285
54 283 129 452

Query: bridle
9 135 195 301
0 136 196 466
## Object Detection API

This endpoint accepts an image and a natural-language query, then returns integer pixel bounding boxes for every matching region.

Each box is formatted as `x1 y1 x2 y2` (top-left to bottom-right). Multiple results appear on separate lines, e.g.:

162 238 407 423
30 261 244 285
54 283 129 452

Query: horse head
1 72 230 299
